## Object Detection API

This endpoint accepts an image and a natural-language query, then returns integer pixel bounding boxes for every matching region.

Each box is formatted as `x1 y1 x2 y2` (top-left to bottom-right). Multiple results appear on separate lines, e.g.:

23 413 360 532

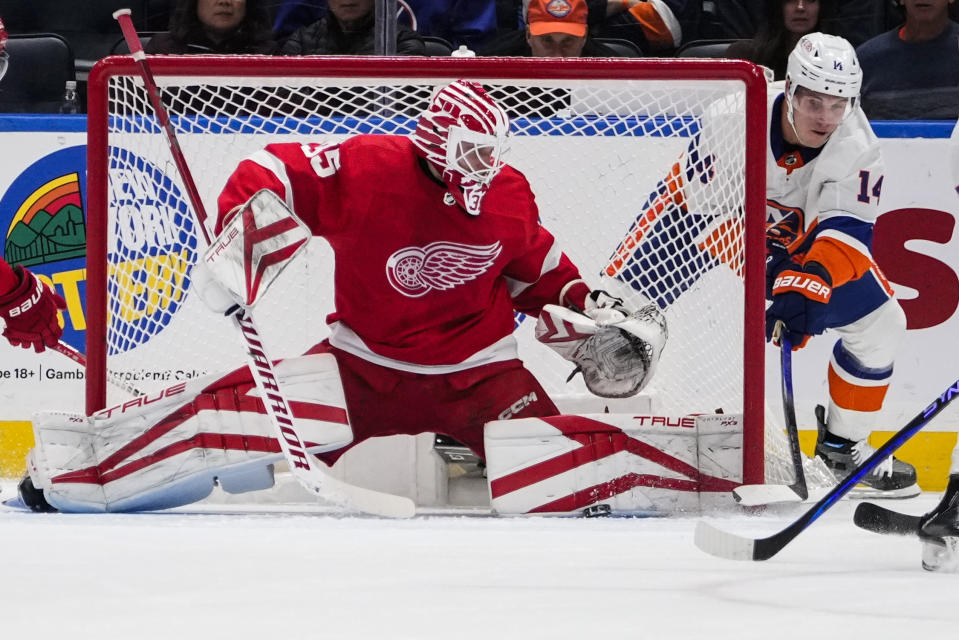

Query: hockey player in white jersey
610 33 917 498
762 33 915 497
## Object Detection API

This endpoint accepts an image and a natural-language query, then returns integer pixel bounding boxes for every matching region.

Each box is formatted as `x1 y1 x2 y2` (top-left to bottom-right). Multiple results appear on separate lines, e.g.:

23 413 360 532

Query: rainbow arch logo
4 170 86 267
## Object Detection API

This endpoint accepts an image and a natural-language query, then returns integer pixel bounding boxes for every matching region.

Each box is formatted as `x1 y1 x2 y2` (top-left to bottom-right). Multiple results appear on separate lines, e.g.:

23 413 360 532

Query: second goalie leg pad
30 353 353 513
484 413 743 515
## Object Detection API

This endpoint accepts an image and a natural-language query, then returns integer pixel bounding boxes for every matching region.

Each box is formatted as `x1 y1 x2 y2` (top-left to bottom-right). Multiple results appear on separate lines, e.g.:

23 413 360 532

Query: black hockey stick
853 502 921 537
732 328 808 505
779 333 809 499
695 377 959 561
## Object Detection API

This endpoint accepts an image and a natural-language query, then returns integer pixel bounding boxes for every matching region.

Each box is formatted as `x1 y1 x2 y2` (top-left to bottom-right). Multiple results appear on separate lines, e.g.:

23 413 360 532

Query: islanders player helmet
786 32 861 107
784 33 862 144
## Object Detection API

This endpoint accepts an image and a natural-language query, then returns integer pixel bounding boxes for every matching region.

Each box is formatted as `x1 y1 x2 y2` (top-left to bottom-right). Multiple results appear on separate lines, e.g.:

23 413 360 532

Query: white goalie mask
411 80 510 216
784 33 861 141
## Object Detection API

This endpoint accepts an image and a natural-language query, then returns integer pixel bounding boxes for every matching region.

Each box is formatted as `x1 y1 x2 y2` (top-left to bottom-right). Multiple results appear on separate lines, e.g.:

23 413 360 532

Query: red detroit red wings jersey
217 135 587 369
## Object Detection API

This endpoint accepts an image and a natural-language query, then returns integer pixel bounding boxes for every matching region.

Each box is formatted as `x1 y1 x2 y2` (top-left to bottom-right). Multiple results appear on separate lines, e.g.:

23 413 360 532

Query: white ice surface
1 481 956 640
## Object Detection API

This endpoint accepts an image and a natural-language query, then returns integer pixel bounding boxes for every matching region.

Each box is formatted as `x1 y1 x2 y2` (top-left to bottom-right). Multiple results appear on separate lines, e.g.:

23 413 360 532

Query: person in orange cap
480 0 619 57
526 0 590 56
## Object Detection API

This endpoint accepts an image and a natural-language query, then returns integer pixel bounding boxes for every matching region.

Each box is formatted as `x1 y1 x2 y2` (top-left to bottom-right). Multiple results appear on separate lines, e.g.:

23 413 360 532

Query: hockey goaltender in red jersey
19 80 668 514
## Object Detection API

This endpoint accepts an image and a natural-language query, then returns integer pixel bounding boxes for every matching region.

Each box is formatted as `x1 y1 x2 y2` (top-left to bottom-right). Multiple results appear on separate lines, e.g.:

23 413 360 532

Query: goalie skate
16 468 55 513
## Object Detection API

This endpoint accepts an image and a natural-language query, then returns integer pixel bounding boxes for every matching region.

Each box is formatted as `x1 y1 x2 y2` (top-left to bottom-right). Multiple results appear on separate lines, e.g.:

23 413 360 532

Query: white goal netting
87 57 791 486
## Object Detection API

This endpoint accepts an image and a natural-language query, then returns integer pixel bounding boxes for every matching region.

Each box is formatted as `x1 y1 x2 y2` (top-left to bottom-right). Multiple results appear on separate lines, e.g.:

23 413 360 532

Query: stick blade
321 472 417 519
292 459 416 518
853 502 921 537
694 521 757 560
733 483 804 506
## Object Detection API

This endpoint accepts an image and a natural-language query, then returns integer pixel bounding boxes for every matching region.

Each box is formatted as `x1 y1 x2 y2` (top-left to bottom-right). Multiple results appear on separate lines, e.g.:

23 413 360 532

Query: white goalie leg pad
484 413 743 515
31 353 352 513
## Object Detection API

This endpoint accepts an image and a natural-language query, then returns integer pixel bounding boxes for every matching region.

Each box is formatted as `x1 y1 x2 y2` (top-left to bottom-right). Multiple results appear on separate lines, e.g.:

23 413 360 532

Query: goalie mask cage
86 56 773 486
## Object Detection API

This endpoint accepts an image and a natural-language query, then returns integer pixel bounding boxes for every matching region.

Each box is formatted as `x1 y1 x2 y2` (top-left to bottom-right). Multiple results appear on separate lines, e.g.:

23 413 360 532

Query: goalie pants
308 341 560 463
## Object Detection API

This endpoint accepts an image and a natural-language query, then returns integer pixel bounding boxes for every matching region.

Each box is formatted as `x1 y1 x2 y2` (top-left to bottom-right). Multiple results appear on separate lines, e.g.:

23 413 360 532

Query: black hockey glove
765 262 832 350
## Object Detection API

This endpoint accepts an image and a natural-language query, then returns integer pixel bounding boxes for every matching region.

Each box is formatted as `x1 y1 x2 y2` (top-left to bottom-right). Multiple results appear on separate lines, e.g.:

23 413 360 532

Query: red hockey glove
0 267 67 352
765 263 832 350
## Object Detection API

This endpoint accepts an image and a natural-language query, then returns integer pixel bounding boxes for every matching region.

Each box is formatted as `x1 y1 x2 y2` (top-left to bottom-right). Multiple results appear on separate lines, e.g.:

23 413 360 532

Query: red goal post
86 56 769 484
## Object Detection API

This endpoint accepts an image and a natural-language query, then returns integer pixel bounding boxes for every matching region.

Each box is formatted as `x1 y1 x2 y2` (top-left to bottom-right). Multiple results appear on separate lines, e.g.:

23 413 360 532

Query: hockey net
86 56 797 488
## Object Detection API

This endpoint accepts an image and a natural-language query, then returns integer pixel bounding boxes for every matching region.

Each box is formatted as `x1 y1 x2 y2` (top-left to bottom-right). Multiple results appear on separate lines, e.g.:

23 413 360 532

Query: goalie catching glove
535 291 667 398
193 189 311 315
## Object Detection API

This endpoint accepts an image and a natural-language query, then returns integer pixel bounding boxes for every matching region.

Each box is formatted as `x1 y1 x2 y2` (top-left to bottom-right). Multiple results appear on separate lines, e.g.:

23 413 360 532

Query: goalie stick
732 328 808 506
695 377 959 561
853 502 922 537
52 340 144 397
113 9 414 518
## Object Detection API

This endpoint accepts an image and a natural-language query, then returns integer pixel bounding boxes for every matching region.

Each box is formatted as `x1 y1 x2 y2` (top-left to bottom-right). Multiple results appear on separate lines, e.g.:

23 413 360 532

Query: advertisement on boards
0 120 957 483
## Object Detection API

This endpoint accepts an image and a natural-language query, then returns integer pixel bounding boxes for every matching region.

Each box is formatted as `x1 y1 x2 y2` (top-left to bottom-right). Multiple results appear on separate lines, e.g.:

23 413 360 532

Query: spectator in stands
272 0 324 39
834 0 902 47
701 0 899 47
273 0 498 49
856 0 959 119
479 0 620 56
277 0 426 54
600 0 699 54
0 15 7 82
698 0 763 39
397 0 498 50
145 0 274 54
725 0 838 80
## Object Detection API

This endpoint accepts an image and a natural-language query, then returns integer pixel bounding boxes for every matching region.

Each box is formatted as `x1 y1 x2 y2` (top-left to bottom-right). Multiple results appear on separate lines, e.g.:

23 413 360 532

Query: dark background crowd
0 0 957 119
